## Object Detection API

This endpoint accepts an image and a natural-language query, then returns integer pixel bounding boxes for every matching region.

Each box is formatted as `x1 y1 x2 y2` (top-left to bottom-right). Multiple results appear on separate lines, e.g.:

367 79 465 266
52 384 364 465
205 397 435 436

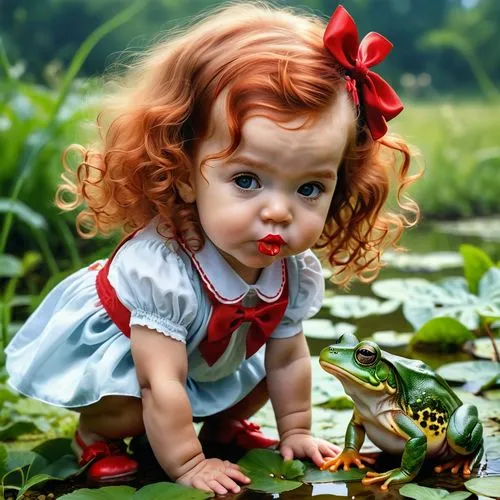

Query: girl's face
184 93 355 283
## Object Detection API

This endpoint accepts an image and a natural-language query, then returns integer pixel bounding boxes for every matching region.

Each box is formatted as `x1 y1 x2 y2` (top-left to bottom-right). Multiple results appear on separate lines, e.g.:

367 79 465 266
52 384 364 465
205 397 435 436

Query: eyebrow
230 154 337 180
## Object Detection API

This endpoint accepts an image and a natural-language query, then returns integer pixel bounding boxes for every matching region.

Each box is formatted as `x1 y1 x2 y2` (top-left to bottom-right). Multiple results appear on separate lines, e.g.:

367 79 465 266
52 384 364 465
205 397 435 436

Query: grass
391 98 500 219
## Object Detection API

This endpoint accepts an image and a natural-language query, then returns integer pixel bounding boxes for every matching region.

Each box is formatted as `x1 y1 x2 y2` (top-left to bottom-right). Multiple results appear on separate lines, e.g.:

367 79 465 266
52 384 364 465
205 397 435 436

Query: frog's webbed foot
434 451 481 478
362 468 414 491
320 449 376 472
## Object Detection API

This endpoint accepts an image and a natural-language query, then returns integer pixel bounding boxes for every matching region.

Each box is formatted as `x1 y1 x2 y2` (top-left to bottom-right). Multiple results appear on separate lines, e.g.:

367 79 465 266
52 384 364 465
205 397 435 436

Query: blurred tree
0 0 498 94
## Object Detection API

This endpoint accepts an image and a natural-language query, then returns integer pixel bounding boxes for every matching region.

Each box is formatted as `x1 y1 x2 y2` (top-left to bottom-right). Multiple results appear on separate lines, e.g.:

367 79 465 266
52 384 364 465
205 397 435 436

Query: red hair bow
323 5 403 140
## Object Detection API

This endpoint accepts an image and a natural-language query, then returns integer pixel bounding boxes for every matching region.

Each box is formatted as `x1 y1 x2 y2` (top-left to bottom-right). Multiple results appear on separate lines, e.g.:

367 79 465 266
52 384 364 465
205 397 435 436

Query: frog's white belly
345 385 449 457
347 388 408 455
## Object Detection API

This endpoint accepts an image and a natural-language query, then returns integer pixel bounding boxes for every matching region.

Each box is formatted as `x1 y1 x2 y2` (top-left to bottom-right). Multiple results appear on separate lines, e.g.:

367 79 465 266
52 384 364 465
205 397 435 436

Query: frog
319 333 483 490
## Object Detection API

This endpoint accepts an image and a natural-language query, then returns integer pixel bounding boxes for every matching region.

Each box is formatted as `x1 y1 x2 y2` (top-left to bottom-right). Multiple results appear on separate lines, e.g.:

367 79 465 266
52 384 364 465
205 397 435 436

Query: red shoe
74 431 139 482
211 419 279 449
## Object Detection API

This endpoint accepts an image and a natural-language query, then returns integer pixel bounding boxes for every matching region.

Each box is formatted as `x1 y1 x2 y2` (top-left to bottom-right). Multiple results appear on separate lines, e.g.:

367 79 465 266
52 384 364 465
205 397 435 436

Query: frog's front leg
321 412 376 472
362 412 426 491
434 404 483 477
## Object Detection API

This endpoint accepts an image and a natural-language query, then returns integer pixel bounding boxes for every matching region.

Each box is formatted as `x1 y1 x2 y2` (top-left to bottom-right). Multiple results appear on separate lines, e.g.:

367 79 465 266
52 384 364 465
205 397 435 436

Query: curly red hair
57 1 421 285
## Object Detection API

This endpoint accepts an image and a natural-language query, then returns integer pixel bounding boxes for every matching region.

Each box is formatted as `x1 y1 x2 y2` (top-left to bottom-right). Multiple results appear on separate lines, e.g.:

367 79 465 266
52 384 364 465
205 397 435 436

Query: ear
175 170 196 204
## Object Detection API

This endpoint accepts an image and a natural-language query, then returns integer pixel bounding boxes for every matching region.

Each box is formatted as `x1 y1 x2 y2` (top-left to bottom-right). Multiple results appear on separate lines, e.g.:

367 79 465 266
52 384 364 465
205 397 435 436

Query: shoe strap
239 420 261 433
75 431 124 466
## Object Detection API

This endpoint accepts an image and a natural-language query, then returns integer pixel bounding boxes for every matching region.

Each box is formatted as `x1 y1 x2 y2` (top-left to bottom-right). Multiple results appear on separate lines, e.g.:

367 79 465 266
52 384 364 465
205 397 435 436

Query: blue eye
234 175 259 190
298 183 323 198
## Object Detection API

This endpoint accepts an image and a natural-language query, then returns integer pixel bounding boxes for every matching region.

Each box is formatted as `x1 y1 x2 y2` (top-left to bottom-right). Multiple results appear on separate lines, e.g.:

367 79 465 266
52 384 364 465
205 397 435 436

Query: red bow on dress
198 291 288 366
324 5 404 140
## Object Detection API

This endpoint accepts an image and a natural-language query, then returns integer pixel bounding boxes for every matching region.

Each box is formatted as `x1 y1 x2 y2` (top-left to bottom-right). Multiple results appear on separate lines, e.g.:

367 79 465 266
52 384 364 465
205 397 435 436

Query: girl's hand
176 457 251 495
280 433 341 468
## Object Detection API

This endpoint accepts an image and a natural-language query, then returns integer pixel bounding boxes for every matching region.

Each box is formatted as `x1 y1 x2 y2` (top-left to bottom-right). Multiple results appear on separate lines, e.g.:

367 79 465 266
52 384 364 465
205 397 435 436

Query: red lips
258 234 286 256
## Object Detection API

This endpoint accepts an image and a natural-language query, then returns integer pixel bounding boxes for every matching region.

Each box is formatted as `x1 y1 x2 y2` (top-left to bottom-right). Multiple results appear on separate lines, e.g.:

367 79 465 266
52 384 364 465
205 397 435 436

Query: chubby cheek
293 211 327 251
198 196 253 245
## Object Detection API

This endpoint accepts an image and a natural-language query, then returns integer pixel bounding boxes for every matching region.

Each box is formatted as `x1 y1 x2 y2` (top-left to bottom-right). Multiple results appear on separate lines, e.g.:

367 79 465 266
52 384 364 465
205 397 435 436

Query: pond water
233 218 500 500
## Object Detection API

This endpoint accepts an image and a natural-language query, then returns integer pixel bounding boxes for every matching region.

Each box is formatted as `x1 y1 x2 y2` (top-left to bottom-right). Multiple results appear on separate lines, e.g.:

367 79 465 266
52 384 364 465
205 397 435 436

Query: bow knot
323 6 404 140
199 284 289 366
354 59 369 78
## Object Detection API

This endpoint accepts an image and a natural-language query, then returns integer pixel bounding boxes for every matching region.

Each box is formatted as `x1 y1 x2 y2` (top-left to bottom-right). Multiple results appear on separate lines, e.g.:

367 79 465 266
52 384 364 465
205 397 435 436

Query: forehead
205 91 356 169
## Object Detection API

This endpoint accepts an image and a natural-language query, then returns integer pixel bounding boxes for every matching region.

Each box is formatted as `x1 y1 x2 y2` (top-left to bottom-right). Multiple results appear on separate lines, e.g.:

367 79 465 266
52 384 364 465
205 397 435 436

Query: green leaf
17 473 54 497
316 396 354 410
466 337 500 360
437 360 500 393
303 319 356 340
134 482 214 499
0 199 47 230
238 449 304 493
0 442 7 476
301 462 367 483
400 483 472 499
410 317 474 352
0 418 41 440
465 476 500 497
58 486 136 499
366 331 414 348
460 244 494 295
322 295 400 319
32 438 74 462
0 254 22 277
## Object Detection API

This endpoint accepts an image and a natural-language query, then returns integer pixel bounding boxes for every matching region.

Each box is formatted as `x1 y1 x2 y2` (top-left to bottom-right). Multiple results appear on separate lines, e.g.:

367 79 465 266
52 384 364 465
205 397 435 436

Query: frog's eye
355 345 377 366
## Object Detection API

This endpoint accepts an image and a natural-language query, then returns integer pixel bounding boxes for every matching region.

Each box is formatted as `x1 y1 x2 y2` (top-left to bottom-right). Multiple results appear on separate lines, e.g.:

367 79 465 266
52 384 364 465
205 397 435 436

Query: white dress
6 221 324 417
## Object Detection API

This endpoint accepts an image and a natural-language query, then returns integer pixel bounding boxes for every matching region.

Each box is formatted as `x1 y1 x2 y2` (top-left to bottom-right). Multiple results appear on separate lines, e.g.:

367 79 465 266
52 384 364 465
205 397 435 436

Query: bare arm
130 325 249 494
266 333 340 465
265 333 312 439
130 325 203 480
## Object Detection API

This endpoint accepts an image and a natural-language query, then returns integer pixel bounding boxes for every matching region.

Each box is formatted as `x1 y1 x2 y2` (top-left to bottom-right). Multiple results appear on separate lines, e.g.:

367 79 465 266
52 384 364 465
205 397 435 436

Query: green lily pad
59 484 214 500
465 337 500 360
366 331 414 348
383 251 463 272
400 483 472 499
238 449 304 493
134 482 215 499
58 486 137 499
437 360 500 385
311 356 347 405
301 461 367 483
411 317 475 352
322 295 400 319
303 319 356 340
464 476 500 498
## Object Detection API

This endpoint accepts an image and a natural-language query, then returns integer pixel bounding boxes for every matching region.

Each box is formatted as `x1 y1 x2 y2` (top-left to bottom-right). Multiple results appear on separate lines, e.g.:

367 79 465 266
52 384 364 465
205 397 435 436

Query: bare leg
76 395 145 440
198 378 271 442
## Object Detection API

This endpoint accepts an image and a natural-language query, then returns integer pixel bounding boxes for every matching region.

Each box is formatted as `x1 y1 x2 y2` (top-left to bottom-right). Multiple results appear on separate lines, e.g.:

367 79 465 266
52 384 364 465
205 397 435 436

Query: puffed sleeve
107 239 198 343
272 250 324 339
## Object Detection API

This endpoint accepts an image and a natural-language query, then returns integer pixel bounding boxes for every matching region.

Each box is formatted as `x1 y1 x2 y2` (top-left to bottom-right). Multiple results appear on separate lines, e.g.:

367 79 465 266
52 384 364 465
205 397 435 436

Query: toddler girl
6 2 420 495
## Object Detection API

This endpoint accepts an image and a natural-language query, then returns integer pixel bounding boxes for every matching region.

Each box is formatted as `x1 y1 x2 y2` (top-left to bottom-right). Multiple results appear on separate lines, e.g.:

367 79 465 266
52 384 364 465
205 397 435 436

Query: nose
260 194 292 225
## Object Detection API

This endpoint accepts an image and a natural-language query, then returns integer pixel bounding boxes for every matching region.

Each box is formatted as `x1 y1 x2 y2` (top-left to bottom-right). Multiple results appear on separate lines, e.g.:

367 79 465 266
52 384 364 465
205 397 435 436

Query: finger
319 442 341 459
281 445 294 461
191 478 213 494
310 448 325 468
353 459 366 469
207 479 228 496
217 474 240 494
343 463 351 471
362 456 377 465
227 467 251 484
224 460 241 471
